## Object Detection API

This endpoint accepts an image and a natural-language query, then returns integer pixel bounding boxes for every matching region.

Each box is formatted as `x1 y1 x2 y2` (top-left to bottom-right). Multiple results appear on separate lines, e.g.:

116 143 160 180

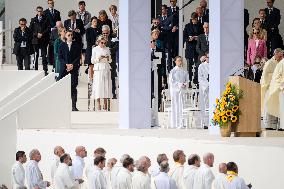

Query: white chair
161 89 171 128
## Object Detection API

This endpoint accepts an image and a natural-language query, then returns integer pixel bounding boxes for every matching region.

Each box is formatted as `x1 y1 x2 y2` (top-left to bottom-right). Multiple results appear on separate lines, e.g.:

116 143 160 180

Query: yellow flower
232 105 239 112
222 116 228 123
226 82 231 88
231 116 237 123
227 87 231 93
226 110 233 116
216 98 219 104
220 111 225 116
230 96 235 101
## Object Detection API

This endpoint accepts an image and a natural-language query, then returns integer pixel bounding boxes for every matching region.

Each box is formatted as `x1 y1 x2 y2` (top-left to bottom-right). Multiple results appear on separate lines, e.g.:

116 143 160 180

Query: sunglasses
100 42 107 44
67 34 73 37
254 32 260 34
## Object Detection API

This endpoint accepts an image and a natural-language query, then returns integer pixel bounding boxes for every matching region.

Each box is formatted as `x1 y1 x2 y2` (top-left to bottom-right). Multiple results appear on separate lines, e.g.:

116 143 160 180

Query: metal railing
0 20 13 66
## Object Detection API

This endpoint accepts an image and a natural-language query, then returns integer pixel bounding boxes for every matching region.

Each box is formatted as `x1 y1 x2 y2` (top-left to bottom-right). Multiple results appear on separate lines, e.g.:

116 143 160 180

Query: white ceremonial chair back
162 89 171 129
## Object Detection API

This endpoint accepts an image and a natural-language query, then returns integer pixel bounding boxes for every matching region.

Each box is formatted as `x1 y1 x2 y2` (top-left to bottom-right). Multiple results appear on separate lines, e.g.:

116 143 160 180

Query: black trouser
33 44 48 72
16 48 30 70
48 43 54 67
187 57 198 84
71 69 79 109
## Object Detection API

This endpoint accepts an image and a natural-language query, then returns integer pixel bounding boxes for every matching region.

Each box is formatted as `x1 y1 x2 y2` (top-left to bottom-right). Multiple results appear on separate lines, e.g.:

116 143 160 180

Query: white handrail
0 20 13 66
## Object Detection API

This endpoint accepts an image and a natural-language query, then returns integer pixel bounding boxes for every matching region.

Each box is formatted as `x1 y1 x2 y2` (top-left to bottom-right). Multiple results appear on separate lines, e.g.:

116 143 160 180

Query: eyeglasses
102 33 109 35
253 32 260 34
100 42 107 44
67 34 73 37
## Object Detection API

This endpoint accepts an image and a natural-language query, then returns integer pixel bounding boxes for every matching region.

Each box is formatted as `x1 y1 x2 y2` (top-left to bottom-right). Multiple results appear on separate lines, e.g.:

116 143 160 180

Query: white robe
198 62 209 125
91 46 113 99
211 173 226 189
169 66 189 128
72 156 85 179
132 171 151 189
51 156 60 183
25 160 48 189
88 166 107 189
149 165 160 177
116 167 132 189
151 172 177 189
183 165 199 189
110 163 123 189
222 176 249 189
53 163 79 189
11 161 26 189
168 163 186 189
193 164 215 189
103 168 112 189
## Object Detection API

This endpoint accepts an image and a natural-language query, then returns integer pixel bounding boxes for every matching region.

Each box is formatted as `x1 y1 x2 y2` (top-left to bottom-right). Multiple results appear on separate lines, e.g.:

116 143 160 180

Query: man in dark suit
13 18 33 70
30 6 51 75
58 30 82 111
244 9 249 59
200 0 209 22
167 0 179 68
184 13 204 84
196 6 209 25
259 9 268 30
44 0 61 67
196 22 209 60
64 10 85 46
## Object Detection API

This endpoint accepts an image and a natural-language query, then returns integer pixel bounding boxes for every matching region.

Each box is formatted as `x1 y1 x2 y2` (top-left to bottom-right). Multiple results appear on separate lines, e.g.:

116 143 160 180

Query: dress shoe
44 71 49 76
278 128 284 131
265 128 276 130
203 126 208 129
72 107 79 111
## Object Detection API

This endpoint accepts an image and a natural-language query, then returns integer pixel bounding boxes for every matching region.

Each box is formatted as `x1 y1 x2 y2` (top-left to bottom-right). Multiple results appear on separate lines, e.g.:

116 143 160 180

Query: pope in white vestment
183 165 199 189
132 171 151 189
54 163 80 189
211 173 226 189
266 59 284 119
152 172 177 189
169 65 189 128
193 164 215 189
169 163 186 189
116 167 133 189
88 165 107 189
26 160 48 189
198 61 209 126
12 161 26 189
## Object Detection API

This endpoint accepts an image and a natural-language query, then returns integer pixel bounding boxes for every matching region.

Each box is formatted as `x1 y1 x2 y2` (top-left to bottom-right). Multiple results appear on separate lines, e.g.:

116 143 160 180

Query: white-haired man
152 161 177 189
132 156 151 189
111 154 130 188
26 149 50 189
51 146 65 183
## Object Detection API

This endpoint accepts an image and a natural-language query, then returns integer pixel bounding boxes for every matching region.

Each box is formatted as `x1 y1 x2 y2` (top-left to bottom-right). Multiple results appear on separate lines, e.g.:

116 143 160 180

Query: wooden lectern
229 76 261 137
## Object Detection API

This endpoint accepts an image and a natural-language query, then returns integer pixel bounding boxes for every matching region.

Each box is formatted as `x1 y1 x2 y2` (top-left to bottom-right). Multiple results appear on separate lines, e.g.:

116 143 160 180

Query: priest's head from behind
94 155 106 170
123 157 135 172
174 56 183 67
226 162 238 174
187 154 201 167
157 153 168 166
16 151 27 164
29 149 41 162
94 147 106 158
60 153 72 166
203 152 214 167
173 150 186 165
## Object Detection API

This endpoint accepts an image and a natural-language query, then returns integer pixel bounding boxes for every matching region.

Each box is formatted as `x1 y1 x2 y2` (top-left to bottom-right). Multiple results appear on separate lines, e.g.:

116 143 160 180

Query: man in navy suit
200 0 209 22
44 0 61 67
183 13 204 84
64 10 85 46
58 30 82 111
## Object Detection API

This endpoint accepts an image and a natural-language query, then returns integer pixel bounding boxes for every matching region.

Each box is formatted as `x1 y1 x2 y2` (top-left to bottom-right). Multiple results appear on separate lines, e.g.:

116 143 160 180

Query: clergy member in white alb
198 54 209 128
151 161 177 189
168 150 186 189
260 48 283 129
12 151 27 189
211 163 227 189
54 153 83 189
72 146 87 179
150 153 169 177
193 152 215 189
183 154 201 189
88 155 107 189
116 157 135 189
132 156 151 189
169 56 189 128
111 154 130 189
51 146 65 183
103 158 117 189
266 58 284 131
25 149 50 189
222 162 249 189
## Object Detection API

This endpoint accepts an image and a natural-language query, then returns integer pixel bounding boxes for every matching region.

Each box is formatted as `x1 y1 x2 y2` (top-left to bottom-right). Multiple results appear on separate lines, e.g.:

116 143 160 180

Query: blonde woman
91 35 112 111
250 18 267 41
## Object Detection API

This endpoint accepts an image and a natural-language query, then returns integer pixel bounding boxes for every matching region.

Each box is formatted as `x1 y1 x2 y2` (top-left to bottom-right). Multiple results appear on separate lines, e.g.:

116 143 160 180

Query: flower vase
220 122 232 137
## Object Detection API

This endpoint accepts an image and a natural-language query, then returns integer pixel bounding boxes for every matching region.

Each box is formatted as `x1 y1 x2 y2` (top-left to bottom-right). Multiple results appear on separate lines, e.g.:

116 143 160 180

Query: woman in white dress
91 35 112 111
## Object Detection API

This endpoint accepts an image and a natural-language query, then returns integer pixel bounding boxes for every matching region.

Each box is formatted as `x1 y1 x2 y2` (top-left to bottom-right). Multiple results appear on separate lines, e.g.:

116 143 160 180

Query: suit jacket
13 27 33 55
97 19 113 35
265 7 281 34
43 8 61 28
167 6 179 27
196 34 209 57
50 28 59 45
64 19 85 44
30 15 51 45
247 39 267 65
197 15 208 25
183 22 204 59
58 41 82 82
85 27 101 65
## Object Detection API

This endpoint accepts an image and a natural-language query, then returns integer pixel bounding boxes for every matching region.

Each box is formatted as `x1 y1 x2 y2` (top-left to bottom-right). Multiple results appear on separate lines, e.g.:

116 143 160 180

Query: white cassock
25 160 48 189
132 171 151 189
103 168 112 189
116 167 132 189
51 156 60 183
211 173 226 189
198 62 209 126
260 57 279 129
266 59 284 126
169 66 189 128
149 165 160 177
110 162 123 189
168 163 186 189
53 163 79 189
222 175 249 189
88 166 107 189
11 161 26 189
193 164 215 189
91 46 113 99
183 165 199 189
151 172 177 189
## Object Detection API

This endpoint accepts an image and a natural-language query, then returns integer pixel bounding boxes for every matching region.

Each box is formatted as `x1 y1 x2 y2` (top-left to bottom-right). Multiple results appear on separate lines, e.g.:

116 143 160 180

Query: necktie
72 22 75 30
50 8 54 16
173 7 176 12
163 16 166 20
206 35 209 45
269 8 272 14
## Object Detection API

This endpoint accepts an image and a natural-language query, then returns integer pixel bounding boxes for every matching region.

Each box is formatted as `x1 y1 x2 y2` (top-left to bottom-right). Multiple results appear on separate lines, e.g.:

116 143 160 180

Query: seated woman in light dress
91 35 112 111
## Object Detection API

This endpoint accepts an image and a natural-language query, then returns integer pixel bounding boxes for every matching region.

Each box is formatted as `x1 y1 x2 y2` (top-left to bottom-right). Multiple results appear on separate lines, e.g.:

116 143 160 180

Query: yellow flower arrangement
212 82 243 127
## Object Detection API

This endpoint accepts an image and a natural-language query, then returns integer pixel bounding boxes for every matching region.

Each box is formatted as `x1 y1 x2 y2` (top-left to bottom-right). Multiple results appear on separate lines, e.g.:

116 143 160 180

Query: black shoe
278 128 284 131
72 107 79 111
203 126 208 129
265 128 276 130
44 71 48 76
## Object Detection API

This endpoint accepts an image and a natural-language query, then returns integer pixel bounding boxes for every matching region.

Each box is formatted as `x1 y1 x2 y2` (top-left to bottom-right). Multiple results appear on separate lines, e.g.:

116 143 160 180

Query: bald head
219 163 227 174
75 146 87 158
203 152 214 167
56 21 63 28
54 146 65 157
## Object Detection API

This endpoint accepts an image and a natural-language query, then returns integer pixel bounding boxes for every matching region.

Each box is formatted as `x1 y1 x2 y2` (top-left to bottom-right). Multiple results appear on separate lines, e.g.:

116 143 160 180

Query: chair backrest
183 89 199 108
